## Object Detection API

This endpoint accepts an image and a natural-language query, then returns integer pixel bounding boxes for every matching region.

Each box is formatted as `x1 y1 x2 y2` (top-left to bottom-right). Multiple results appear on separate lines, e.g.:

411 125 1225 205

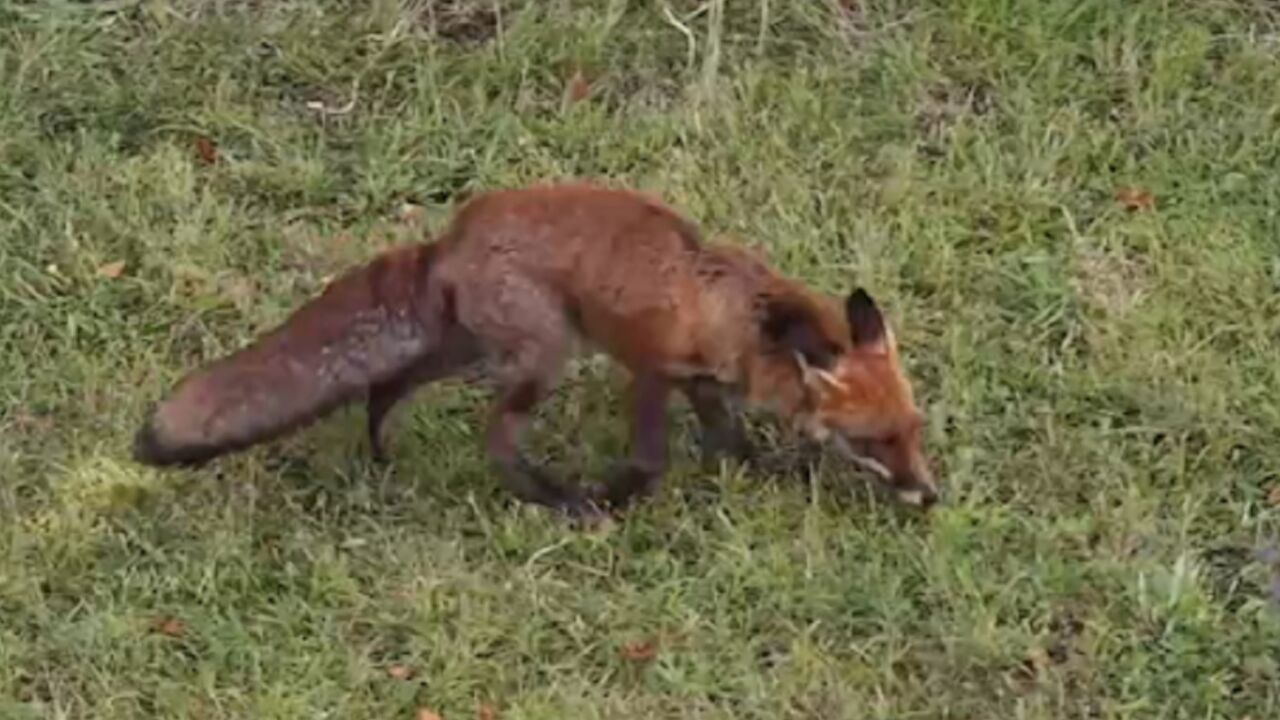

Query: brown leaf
566 68 591 104
386 664 414 680
416 710 443 720
151 616 185 638
620 638 658 662
1267 485 1280 507
96 260 126 279
476 703 499 720
194 136 219 165
1115 186 1155 212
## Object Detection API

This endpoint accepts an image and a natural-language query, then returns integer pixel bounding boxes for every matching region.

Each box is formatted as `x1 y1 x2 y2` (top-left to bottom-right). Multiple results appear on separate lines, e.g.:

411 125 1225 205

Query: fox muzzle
831 435 939 510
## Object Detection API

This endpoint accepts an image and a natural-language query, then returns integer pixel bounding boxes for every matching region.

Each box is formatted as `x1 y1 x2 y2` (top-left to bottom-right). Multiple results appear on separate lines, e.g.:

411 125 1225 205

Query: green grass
3 0 1280 717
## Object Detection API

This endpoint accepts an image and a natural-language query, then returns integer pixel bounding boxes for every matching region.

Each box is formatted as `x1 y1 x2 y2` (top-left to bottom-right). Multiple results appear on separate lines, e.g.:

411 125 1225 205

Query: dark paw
589 463 662 510
498 458 611 527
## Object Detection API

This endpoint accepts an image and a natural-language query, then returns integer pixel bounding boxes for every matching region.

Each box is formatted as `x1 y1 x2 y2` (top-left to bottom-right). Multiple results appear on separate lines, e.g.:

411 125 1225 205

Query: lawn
2 0 1280 718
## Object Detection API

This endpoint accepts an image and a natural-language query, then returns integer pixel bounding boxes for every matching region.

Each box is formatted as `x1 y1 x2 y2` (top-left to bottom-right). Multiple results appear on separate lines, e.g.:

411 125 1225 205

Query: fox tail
133 241 447 467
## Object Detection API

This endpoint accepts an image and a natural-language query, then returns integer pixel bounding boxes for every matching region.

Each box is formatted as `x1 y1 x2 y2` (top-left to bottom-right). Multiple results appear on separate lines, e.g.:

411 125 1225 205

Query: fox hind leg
485 377 590 513
366 336 481 463
365 368 439 464
366 368 438 464
469 286 601 521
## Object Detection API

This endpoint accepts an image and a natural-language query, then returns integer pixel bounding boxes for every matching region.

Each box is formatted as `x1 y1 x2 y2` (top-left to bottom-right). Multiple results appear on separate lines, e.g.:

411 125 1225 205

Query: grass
2 0 1280 717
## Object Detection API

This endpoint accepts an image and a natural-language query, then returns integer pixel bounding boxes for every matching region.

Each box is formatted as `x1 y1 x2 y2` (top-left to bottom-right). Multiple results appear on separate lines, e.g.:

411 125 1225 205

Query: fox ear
762 300 838 371
846 287 887 353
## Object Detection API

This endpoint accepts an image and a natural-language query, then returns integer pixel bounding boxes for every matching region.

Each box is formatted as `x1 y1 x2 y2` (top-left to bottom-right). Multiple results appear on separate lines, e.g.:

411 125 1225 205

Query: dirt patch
414 0 501 45
1070 243 1151 317
917 81 995 134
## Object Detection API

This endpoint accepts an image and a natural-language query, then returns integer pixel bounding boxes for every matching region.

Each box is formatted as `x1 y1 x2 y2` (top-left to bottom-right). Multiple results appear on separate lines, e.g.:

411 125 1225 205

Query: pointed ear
761 300 838 370
845 287 887 352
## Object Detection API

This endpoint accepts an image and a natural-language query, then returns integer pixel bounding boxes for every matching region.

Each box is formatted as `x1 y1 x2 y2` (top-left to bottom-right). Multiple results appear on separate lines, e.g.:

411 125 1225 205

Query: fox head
763 288 938 508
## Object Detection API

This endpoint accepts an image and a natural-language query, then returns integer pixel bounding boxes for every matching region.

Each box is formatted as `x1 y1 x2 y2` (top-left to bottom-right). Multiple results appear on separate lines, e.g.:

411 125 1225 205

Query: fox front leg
592 372 673 510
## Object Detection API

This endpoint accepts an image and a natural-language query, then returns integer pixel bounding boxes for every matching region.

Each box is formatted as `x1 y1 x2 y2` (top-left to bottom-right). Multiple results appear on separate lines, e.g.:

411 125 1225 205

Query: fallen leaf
476 703 499 720
416 709 443 720
1115 186 1155 212
96 260 126 279
151 616 185 638
1267 486 1280 507
620 639 657 662
386 664 414 680
194 136 219 165
566 67 591 104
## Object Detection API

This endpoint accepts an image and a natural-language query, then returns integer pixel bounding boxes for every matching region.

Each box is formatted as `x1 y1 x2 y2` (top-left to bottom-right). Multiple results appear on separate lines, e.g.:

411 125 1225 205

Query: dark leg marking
593 372 672 510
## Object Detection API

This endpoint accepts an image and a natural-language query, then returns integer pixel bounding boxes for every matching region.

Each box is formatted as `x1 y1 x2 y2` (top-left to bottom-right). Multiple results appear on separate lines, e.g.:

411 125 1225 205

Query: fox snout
831 434 940 510
889 449 939 509
892 473 939 509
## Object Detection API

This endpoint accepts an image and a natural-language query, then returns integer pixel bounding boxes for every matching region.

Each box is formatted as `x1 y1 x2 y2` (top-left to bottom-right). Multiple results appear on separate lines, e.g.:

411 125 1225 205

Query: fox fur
135 182 937 519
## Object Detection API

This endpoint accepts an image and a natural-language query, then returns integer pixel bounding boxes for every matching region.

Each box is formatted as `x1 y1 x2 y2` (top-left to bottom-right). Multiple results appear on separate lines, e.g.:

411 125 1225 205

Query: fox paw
588 463 662 511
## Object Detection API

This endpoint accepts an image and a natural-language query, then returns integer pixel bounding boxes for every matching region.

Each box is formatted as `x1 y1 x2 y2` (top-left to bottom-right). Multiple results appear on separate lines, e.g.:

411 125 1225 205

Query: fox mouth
830 435 938 508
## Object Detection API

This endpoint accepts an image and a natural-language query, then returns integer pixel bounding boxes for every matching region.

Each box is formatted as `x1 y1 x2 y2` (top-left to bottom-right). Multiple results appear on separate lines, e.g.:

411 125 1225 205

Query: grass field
3 0 1280 717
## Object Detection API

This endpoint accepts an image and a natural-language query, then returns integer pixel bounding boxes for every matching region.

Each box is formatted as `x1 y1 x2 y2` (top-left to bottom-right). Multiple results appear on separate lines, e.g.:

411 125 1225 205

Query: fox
133 182 939 521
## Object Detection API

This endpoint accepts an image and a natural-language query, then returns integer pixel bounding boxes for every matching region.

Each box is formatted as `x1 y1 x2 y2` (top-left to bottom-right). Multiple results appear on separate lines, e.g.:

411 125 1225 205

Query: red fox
134 182 938 520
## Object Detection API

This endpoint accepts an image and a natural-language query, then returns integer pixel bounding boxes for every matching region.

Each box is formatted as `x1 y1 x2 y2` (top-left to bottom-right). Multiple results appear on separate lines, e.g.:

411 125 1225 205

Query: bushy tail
133 241 447 467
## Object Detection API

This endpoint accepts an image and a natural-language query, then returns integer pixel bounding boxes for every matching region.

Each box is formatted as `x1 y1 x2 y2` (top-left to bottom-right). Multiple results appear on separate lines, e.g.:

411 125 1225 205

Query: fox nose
896 483 939 509
919 487 939 509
